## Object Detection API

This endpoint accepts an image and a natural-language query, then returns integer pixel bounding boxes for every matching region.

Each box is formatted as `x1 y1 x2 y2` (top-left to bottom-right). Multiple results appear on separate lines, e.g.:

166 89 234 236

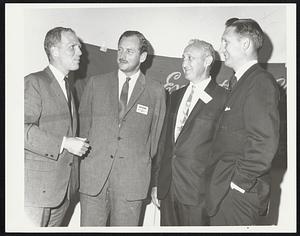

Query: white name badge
199 90 212 104
136 104 149 115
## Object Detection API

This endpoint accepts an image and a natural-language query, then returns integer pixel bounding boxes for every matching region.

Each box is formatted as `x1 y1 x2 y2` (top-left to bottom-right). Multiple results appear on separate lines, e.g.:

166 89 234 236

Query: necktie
119 77 131 122
175 85 195 140
229 75 238 90
64 77 73 122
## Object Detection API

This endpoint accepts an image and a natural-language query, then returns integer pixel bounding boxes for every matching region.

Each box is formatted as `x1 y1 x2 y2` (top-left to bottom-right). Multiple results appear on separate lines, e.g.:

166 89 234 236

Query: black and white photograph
5 3 296 233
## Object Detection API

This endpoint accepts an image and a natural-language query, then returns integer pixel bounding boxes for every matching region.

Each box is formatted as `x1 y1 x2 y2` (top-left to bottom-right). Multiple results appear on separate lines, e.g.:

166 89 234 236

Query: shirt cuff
60 136 66 153
230 181 245 194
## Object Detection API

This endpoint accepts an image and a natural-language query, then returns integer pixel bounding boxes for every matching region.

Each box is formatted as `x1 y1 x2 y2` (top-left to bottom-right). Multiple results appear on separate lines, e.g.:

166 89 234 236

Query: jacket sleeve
151 90 169 187
78 76 94 138
231 74 280 191
149 85 166 159
24 75 63 160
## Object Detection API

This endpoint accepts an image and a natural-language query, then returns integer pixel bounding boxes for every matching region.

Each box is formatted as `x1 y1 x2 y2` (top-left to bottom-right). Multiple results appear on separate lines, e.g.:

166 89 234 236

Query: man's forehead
119 36 139 47
223 26 236 38
183 45 202 55
61 31 80 44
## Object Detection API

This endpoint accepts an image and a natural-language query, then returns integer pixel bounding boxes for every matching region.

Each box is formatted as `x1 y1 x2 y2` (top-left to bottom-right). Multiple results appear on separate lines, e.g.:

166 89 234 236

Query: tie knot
64 76 69 84
126 77 131 82
229 75 237 90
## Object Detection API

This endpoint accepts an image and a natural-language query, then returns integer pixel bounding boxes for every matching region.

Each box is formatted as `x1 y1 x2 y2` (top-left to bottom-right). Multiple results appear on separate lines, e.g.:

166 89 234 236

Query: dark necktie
64 77 73 122
119 77 131 122
229 75 238 90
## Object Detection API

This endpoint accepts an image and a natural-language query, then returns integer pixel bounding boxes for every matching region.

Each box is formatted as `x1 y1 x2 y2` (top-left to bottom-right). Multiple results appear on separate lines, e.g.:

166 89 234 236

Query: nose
182 58 189 69
118 50 126 60
77 47 82 56
219 42 226 54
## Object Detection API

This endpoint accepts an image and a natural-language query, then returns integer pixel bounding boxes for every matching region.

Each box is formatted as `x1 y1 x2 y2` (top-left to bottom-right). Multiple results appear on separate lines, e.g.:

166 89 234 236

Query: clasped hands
63 137 91 157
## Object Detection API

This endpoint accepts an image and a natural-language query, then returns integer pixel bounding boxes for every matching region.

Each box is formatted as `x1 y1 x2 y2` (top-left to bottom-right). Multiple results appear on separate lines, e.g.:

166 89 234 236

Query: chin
118 64 128 71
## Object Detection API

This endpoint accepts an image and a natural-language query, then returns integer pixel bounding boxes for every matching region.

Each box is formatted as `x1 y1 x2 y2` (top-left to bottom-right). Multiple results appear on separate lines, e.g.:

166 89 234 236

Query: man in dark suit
151 39 228 226
207 18 280 225
24 27 90 226
78 30 166 226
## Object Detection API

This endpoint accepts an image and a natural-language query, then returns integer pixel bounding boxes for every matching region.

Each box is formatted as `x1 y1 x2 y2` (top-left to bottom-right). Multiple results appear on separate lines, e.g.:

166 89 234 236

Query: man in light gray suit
24 27 90 226
79 30 166 226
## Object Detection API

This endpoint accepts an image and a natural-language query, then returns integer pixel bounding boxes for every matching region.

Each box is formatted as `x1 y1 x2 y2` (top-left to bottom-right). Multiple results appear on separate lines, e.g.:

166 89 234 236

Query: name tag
136 104 148 115
199 90 212 104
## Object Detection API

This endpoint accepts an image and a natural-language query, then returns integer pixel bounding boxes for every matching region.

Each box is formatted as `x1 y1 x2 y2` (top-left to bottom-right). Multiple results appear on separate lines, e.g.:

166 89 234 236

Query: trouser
210 188 260 225
24 166 76 227
80 161 143 226
160 182 209 226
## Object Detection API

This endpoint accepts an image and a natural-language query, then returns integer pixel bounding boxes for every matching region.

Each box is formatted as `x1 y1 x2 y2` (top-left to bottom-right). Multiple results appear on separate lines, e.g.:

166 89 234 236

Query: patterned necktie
229 75 238 90
175 85 195 140
119 77 131 122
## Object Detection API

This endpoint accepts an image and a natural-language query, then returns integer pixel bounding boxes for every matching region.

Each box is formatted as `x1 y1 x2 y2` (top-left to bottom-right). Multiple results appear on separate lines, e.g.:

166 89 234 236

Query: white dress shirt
174 77 211 140
49 64 68 100
234 60 258 81
49 64 72 152
118 69 140 103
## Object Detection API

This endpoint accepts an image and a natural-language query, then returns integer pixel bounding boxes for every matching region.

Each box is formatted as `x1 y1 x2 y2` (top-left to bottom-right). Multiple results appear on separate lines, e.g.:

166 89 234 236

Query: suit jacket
152 79 228 206
207 64 280 216
78 71 166 201
24 67 78 208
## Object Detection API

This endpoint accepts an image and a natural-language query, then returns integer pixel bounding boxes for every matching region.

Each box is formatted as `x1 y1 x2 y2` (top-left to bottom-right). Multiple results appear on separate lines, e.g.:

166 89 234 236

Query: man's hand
151 187 160 208
63 137 90 156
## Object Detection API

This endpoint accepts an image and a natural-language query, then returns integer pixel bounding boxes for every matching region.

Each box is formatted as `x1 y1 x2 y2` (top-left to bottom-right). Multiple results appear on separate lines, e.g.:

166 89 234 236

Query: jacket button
45 154 48 156
69 163 72 166
117 137 121 140
110 155 114 159
42 190 46 193
50 155 53 157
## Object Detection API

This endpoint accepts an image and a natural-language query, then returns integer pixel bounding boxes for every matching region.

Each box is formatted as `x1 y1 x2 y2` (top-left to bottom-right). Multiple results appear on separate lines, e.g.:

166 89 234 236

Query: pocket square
225 106 231 111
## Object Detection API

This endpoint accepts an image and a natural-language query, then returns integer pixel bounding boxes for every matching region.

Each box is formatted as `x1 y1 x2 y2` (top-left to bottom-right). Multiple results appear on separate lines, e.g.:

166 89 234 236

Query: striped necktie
119 77 131 123
175 85 195 140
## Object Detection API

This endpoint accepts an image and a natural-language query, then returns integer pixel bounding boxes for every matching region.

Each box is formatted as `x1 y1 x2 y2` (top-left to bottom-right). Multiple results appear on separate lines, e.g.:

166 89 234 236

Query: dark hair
225 18 264 50
118 30 149 54
44 27 75 61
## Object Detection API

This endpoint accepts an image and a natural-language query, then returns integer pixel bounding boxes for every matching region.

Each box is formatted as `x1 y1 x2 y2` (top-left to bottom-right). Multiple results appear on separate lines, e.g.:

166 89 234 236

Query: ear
139 52 147 63
242 37 251 51
204 55 213 68
50 46 59 58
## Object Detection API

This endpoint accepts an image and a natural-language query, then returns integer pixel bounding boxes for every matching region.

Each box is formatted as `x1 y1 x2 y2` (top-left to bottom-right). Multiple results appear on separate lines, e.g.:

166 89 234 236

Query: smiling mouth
184 68 191 73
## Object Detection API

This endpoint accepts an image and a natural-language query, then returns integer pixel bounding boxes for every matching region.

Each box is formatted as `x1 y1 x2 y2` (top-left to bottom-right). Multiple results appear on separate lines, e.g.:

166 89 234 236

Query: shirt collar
118 69 140 82
49 64 67 83
189 76 211 91
235 60 257 81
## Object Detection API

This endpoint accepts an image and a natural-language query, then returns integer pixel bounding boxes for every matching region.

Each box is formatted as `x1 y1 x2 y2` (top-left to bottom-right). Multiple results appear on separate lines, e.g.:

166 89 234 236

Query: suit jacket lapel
176 80 216 142
44 67 74 135
227 63 259 106
112 72 120 120
171 86 187 144
231 63 259 93
123 73 145 118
